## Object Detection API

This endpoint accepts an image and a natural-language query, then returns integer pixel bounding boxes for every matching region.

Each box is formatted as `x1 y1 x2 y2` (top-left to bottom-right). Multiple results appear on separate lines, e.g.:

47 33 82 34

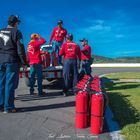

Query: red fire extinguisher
90 93 104 135
76 91 88 128
19 72 22 78
25 72 29 78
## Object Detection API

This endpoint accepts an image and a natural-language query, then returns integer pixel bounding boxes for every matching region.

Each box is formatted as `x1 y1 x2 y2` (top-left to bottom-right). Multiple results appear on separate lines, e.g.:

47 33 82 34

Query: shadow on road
17 101 75 112
42 79 64 90
16 91 65 101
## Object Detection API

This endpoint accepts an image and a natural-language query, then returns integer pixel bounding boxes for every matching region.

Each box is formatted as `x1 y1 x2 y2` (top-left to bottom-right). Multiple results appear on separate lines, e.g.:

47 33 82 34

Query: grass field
104 72 140 140
104 72 140 79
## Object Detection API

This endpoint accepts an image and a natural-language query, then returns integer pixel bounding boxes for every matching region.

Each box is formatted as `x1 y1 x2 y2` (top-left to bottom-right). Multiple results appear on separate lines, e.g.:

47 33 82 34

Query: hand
48 41 51 45
34 34 39 39
78 61 81 69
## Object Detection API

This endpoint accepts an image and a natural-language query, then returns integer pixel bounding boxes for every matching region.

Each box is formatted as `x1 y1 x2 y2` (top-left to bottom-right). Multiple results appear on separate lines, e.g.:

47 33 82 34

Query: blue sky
0 0 140 58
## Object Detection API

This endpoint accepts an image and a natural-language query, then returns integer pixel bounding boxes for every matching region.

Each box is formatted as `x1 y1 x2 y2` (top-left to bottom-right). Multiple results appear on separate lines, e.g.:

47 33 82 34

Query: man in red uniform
59 34 81 96
28 34 46 96
49 20 67 65
79 38 92 79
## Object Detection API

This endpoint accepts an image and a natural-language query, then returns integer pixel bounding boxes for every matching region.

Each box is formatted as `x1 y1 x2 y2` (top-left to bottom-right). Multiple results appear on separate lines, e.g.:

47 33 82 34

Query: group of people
0 15 92 113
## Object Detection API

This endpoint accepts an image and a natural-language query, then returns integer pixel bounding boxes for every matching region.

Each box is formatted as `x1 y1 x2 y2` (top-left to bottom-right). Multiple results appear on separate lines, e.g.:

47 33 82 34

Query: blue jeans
50 41 63 65
0 63 19 111
79 60 91 80
63 59 78 93
30 64 43 95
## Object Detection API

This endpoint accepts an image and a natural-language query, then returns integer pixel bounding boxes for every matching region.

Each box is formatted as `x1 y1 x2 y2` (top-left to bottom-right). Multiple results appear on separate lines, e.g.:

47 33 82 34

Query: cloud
73 9 140 57
83 19 111 33
76 9 140 40
86 24 111 32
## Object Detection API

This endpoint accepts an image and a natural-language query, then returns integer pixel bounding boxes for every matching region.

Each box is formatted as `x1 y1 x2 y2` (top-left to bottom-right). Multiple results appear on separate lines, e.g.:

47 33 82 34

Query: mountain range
93 55 140 63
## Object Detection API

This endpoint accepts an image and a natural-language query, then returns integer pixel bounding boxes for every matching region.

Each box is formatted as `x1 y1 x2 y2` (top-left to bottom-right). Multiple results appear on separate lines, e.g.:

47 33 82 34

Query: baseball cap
66 33 73 40
8 15 21 24
79 38 88 42
57 20 63 25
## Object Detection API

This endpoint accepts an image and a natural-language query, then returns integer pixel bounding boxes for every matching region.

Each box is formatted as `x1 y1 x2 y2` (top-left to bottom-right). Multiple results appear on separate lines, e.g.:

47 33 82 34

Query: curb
113 79 140 83
105 106 124 140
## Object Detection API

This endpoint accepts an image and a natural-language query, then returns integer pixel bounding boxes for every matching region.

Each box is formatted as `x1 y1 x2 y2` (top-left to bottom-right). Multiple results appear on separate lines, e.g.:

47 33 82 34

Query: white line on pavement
91 63 140 67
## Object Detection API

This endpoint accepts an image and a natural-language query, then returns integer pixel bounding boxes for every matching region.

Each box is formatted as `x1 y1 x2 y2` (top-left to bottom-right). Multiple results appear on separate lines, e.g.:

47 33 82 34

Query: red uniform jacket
59 42 81 60
49 27 67 42
28 37 46 65
81 45 91 60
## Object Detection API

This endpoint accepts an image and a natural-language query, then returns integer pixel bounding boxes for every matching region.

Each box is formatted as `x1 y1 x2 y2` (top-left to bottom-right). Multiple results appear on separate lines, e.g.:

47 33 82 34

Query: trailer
19 45 63 87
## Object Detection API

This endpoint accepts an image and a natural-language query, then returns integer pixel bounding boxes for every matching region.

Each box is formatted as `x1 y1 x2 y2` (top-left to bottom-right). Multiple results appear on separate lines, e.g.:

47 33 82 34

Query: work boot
30 89 34 95
38 91 46 97
3 108 17 113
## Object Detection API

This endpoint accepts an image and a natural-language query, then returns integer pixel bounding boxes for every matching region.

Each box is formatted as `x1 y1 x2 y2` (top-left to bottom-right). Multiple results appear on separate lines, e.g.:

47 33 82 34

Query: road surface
0 67 139 140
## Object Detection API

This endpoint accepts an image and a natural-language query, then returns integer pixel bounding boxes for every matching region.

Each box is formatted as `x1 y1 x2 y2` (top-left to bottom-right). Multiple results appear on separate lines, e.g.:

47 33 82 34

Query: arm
64 29 67 41
77 45 81 61
82 49 89 55
49 28 55 43
77 45 81 69
59 44 65 56
81 46 90 56
16 30 27 65
34 37 46 46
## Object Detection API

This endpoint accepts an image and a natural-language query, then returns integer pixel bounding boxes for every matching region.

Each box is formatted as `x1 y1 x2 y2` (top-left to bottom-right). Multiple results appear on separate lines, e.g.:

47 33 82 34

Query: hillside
93 55 140 63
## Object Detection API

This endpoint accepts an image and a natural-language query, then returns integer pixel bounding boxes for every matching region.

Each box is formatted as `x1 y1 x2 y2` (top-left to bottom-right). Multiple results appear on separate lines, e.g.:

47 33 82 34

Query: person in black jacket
0 15 27 113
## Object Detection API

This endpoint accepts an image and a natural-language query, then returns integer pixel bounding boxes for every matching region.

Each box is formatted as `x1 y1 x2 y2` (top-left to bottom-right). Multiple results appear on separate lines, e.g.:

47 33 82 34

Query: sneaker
3 108 17 113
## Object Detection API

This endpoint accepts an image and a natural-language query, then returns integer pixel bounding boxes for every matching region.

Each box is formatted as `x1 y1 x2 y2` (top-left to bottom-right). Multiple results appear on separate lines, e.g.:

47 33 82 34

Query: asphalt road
0 67 139 140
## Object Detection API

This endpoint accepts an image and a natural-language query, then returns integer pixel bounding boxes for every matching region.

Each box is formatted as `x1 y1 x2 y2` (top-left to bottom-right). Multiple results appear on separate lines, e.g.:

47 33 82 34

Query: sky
0 0 140 58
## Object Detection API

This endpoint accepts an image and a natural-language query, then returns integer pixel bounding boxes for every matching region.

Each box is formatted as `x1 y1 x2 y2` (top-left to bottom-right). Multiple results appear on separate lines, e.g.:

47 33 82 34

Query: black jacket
0 26 27 65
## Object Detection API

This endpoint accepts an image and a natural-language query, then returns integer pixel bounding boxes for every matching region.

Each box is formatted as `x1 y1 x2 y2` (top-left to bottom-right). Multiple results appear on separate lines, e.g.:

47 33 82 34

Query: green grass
104 72 140 79
103 73 140 140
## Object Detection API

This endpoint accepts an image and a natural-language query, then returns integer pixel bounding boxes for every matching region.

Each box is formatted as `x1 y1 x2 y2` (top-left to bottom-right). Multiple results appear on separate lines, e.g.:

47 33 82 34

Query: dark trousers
0 63 19 111
50 41 63 65
63 59 78 93
30 64 43 95
79 60 91 80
